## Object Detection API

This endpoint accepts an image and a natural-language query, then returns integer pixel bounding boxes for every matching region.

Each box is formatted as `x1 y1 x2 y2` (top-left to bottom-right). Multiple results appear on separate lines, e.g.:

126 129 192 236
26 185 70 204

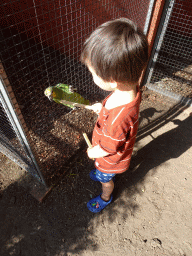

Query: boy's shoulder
100 89 140 128
100 98 140 136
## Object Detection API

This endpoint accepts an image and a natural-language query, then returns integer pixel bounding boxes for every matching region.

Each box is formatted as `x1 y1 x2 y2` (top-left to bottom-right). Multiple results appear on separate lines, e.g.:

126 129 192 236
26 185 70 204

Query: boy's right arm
85 103 102 114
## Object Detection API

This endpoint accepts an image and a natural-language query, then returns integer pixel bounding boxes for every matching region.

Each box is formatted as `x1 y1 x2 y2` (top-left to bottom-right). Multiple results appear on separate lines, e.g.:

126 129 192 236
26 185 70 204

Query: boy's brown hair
81 18 148 84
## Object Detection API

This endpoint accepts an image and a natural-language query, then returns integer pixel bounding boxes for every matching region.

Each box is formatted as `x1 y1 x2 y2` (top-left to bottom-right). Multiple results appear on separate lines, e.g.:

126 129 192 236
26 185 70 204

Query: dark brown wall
0 0 149 60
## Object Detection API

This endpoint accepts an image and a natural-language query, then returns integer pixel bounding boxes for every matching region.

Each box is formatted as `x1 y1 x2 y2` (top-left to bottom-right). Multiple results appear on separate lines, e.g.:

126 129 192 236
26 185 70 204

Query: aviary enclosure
0 0 191 188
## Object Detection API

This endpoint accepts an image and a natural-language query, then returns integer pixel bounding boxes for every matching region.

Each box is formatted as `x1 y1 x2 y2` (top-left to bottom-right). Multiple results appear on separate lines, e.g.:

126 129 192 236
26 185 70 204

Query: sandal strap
87 194 113 213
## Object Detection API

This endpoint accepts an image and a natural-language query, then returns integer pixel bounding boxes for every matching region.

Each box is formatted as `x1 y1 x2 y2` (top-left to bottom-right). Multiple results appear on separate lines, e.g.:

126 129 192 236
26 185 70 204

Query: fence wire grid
147 0 192 101
0 100 28 166
0 95 41 179
0 0 151 184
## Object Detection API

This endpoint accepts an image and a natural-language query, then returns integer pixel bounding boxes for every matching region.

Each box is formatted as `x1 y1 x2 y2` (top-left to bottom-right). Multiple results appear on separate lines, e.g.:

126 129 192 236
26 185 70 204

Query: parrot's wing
52 83 90 107
53 98 74 108
56 83 72 94
72 92 89 105
55 83 89 105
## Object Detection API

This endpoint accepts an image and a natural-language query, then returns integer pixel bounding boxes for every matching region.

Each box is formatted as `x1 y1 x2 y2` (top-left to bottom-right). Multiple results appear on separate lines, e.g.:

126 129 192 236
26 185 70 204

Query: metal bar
139 0 166 87
0 77 47 186
0 129 32 169
143 0 175 87
143 0 156 35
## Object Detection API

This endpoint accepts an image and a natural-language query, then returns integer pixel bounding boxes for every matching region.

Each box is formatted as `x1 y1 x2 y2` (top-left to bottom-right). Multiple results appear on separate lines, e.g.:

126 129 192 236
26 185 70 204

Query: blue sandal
89 169 115 182
87 194 113 213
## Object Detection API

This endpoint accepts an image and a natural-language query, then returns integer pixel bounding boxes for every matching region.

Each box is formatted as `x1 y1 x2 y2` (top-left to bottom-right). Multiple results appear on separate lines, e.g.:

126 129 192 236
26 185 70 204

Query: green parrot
44 83 89 108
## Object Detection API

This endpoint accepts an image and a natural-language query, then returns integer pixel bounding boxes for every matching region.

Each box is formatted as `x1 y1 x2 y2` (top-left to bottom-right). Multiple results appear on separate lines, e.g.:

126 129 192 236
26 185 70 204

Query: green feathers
44 83 89 108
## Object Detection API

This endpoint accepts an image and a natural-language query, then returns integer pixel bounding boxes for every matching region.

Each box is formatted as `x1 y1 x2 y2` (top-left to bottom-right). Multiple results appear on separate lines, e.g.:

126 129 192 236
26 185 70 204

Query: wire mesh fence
0 77 46 183
0 99 29 168
146 0 192 103
0 0 151 184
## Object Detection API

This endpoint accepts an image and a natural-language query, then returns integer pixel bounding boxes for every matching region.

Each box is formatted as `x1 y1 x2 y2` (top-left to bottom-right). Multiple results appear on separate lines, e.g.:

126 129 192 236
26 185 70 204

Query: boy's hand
87 147 95 160
87 145 109 159
85 103 102 114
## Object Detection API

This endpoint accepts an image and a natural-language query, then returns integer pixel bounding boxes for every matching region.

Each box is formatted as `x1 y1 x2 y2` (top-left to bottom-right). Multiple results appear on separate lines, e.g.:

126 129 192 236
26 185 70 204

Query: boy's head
81 18 148 85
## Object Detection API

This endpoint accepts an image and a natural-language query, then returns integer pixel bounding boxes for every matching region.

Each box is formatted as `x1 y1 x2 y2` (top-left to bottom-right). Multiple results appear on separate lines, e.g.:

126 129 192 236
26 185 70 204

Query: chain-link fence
145 0 192 106
0 0 152 185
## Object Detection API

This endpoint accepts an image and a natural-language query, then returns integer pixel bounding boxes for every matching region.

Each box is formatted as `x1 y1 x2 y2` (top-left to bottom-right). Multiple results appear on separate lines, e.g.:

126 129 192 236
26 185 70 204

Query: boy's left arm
87 145 110 159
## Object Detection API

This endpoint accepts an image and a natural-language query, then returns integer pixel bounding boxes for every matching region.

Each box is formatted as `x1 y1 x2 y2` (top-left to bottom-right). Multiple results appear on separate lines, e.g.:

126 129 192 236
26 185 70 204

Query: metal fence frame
143 0 192 107
0 76 47 185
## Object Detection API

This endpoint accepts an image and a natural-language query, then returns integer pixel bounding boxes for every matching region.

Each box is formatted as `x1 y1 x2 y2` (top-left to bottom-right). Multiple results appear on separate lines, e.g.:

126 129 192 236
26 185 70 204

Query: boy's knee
101 180 114 187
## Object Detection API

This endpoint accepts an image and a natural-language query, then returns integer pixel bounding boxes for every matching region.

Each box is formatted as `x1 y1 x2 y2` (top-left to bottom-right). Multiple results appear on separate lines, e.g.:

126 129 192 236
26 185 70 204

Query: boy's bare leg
101 180 114 202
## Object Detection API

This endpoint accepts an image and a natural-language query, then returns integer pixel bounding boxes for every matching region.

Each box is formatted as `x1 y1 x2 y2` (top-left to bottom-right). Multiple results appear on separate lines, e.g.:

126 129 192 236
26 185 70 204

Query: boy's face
88 65 116 91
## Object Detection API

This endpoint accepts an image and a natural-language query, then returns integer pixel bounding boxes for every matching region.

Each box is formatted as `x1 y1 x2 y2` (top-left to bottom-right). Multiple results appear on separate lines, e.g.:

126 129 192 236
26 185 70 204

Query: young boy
81 18 148 213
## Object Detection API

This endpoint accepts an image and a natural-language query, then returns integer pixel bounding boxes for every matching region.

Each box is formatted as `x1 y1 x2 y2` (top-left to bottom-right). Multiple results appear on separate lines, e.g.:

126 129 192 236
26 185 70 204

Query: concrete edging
147 83 192 107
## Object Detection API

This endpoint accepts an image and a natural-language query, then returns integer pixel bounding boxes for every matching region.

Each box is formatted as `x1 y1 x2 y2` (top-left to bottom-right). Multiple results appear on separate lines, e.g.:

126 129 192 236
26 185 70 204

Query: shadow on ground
0 101 191 256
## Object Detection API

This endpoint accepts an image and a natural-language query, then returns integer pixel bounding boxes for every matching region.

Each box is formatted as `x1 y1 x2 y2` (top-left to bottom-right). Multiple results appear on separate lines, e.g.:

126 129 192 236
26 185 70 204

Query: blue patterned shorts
95 169 116 183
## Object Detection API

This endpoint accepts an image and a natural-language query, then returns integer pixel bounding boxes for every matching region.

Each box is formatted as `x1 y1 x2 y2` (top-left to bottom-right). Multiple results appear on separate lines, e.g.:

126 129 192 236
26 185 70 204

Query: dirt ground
0 90 192 256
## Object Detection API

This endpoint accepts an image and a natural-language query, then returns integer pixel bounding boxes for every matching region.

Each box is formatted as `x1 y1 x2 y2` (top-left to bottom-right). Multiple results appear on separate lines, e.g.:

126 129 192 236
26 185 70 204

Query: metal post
142 0 175 86
0 77 47 186
143 0 156 35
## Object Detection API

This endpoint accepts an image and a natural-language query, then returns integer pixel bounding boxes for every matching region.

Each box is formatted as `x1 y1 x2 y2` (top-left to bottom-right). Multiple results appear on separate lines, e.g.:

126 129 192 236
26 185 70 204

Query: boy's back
92 86 141 174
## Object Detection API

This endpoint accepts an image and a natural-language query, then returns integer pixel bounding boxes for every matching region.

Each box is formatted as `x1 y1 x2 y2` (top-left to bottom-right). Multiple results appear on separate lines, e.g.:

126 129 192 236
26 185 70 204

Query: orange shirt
92 87 141 174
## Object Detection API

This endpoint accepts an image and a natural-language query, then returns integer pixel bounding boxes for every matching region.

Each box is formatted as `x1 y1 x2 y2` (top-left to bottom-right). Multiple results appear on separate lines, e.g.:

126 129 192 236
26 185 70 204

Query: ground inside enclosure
0 89 192 256
1 27 192 185
151 64 192 99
